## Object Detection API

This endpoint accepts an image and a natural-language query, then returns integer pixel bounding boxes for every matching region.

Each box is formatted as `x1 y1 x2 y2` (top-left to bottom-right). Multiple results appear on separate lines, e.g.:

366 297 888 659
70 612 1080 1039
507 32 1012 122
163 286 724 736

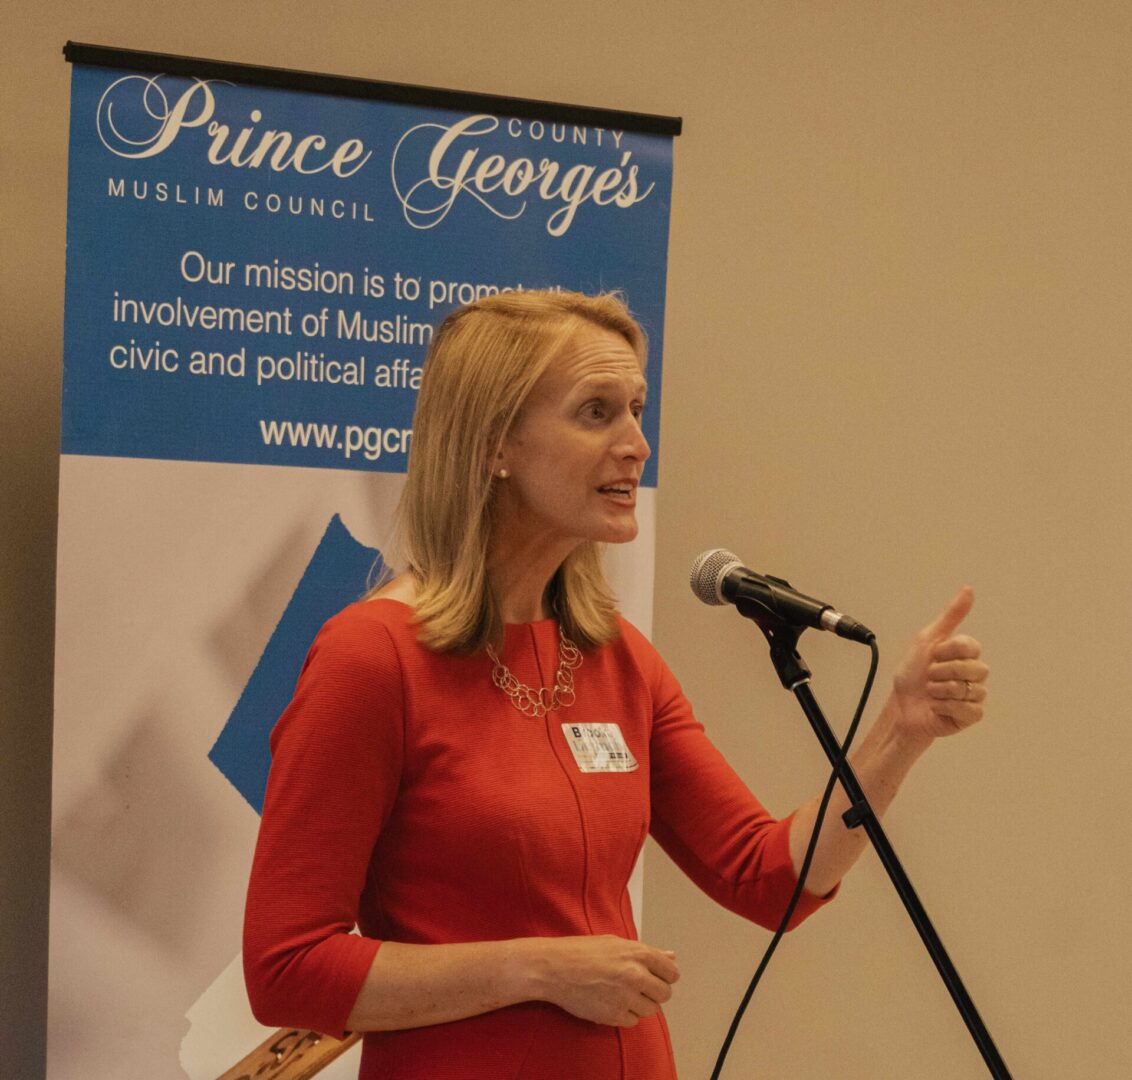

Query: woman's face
495 323 651 554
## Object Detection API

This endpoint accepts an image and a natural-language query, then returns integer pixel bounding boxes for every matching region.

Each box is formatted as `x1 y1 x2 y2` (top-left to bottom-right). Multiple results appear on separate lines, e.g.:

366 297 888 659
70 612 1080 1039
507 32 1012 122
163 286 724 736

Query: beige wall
3 3 1129 1077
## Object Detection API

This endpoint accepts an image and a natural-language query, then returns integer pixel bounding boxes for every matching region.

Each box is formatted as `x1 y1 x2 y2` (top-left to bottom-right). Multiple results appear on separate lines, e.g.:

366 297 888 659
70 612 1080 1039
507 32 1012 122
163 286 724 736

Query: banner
52 45 677 1078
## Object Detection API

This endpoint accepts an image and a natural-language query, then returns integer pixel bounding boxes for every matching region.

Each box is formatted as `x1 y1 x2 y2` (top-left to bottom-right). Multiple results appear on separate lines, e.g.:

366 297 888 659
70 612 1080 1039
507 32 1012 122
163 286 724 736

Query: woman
243 289 988 1078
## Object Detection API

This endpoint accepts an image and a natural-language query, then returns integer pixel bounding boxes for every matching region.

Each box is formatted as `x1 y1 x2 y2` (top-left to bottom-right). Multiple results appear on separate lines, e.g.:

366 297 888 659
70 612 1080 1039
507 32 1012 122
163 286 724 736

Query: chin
600 520 639 545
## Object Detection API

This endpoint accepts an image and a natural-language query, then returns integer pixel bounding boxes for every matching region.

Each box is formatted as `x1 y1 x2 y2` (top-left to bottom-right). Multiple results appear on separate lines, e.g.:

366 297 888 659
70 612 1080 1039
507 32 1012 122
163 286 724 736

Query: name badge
561 723 639 773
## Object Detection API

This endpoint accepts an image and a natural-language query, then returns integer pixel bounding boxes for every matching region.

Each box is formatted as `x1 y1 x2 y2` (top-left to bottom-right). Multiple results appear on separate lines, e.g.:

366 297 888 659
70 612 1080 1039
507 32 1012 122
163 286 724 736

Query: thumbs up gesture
891 587 990 740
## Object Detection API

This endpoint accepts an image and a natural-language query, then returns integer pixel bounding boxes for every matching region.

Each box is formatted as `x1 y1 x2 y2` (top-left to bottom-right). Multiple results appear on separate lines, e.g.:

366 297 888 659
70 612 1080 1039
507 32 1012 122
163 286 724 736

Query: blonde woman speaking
244 289 988 1079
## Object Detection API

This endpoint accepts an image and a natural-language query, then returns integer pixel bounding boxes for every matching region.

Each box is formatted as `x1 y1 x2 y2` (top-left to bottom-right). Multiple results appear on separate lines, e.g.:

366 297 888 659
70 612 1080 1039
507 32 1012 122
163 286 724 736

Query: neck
486 527 580 624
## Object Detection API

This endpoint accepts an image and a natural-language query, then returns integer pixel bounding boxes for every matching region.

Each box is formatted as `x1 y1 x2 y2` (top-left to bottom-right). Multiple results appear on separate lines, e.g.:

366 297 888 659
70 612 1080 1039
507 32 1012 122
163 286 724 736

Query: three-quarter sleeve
625 623 835 931
243 608 405 1038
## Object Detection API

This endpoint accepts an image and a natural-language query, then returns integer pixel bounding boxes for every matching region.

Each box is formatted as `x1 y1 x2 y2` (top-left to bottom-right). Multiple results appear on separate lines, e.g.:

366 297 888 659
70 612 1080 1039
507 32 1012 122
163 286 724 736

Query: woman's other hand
522 934 680 1028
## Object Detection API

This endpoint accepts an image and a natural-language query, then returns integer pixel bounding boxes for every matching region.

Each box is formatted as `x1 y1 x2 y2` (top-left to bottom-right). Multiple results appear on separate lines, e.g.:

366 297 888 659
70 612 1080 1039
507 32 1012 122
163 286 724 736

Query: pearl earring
496 468 510 479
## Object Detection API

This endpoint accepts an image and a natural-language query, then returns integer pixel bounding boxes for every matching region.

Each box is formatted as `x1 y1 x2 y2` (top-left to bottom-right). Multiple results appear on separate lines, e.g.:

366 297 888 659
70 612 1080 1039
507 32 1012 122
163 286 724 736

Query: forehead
534 324 647 399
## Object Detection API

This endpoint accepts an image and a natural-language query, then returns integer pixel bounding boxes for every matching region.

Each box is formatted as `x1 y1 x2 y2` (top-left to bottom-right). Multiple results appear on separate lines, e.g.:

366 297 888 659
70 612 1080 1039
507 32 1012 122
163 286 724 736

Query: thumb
921 585 975 640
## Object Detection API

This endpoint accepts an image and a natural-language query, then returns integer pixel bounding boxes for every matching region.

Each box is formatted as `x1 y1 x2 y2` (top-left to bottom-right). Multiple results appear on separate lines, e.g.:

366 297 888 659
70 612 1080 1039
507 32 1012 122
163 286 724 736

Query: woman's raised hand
890 586 989 741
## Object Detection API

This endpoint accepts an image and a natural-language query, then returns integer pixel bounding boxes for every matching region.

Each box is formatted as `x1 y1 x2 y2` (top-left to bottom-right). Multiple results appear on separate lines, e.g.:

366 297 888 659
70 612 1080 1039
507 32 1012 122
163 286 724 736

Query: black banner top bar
63 42 682 137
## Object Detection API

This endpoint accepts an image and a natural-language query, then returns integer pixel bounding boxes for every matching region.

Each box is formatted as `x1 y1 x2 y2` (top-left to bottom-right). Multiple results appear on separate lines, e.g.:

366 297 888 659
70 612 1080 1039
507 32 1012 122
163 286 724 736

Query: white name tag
560 722 639 773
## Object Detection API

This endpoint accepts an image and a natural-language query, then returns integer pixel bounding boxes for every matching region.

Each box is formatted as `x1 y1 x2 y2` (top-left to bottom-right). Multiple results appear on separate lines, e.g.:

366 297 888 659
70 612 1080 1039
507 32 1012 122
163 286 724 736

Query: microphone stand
741 602 1013 1080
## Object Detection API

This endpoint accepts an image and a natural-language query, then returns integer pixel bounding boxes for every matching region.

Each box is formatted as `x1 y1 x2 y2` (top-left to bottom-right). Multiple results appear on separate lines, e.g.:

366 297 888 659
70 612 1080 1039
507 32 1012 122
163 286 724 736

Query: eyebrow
575 376 649 397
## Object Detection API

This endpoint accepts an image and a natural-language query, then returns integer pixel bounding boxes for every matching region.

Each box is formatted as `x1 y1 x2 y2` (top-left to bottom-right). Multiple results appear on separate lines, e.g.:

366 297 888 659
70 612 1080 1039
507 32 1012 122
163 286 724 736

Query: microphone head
690 548 745 606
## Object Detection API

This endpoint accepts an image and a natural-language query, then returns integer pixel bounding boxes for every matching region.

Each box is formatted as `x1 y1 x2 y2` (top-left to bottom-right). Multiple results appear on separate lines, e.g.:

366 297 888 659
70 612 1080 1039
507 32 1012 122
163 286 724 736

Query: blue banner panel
62 66 673 483
208 513 382 814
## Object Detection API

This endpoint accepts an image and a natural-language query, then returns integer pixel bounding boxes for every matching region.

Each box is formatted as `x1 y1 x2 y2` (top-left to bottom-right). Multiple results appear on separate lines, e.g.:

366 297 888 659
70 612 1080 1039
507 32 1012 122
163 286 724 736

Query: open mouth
597 485 635 500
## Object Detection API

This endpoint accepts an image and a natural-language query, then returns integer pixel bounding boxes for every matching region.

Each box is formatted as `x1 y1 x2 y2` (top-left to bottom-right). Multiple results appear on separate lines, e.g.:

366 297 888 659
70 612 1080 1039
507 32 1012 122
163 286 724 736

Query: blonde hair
388 288 647 654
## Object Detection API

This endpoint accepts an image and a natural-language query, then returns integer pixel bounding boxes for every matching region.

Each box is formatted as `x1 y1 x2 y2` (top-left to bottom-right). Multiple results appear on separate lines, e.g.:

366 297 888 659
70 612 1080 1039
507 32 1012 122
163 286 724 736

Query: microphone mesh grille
689 548 742 606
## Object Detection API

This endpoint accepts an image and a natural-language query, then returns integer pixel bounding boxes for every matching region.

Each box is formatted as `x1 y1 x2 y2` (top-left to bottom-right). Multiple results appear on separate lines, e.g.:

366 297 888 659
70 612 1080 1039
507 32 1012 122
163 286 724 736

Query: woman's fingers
917 585 975 642
644 947 680 987
539 936 679 1027
926 680 988 702
926 655 989 709
931 635 983 662
927 657 989 683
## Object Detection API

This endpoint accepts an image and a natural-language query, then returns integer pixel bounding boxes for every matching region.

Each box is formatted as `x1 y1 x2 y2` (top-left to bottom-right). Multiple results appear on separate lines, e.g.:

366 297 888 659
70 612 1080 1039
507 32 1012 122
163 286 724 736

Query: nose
616 414 651 463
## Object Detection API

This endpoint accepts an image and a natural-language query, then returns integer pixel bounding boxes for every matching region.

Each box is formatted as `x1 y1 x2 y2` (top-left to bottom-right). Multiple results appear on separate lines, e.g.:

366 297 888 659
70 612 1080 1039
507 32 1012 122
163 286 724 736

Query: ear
485 439 509 480
493 449 511 480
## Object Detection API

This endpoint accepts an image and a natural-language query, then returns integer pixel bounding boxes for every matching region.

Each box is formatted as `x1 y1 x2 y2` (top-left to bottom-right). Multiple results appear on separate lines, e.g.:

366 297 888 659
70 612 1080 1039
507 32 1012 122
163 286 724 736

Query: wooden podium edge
215 1029 362 1080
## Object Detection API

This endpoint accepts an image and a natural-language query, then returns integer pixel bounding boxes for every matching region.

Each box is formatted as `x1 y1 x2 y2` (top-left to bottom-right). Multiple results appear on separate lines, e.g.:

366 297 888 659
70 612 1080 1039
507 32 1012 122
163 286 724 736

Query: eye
631 400 646 420
582 400 607 421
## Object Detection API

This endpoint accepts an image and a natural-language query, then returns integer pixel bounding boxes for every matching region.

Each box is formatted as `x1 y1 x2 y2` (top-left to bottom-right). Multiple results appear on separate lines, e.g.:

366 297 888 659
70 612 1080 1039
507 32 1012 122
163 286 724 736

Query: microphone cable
709 636 880 1080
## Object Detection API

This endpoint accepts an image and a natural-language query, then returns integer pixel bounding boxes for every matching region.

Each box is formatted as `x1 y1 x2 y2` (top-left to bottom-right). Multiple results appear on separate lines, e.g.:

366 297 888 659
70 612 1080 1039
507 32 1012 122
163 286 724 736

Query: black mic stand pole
744 605 1013 1080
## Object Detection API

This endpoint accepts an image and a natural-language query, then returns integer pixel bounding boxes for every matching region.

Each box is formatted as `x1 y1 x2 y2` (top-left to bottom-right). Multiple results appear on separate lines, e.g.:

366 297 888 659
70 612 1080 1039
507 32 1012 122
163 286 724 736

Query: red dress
244 599 832 1079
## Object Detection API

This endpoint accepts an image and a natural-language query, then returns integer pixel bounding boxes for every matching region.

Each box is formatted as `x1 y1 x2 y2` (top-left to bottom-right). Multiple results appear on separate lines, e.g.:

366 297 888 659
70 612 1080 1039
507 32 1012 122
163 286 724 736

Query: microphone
690 549 874 644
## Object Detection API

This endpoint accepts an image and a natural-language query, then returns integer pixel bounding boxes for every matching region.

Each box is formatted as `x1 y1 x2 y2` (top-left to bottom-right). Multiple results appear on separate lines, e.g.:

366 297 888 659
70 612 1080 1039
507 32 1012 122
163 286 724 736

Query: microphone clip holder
734 596 812 690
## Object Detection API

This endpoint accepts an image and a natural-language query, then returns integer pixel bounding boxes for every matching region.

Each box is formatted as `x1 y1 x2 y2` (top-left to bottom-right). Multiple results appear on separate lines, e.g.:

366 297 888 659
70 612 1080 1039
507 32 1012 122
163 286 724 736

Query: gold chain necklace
486 627 583 718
